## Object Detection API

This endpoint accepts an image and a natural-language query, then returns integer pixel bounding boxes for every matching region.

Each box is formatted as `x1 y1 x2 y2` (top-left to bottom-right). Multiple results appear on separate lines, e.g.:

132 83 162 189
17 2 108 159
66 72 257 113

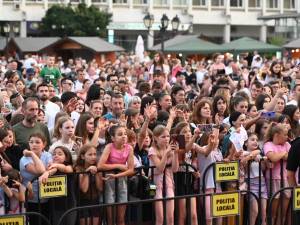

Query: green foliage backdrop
40 3 111 37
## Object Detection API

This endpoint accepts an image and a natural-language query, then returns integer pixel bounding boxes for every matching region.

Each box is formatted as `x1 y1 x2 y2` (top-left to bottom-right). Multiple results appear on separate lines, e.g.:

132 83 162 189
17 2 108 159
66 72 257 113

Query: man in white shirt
37 83 60 130
74 69 86 92
24 54 37 69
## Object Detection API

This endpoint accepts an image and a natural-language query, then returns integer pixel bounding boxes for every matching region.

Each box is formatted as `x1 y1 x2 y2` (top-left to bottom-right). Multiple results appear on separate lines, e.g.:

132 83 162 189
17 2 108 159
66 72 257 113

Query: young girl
263 123 290 225
75 112 107 148
39 146 75 225
98 124 134 225
0 175 13 215
0 127 23 171
223 111 248 158
19 133 52 225
196 127 221 225
212 95 229 124
254 119 270 150
50 117 80 161
75 144 103 225
174 122 216 225
242 133 268 225
148 125 179 225
6 169 26 214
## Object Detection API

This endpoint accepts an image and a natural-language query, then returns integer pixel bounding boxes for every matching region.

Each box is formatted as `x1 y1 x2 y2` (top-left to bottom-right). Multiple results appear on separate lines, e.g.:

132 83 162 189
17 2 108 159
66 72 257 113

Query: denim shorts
104 177 128 204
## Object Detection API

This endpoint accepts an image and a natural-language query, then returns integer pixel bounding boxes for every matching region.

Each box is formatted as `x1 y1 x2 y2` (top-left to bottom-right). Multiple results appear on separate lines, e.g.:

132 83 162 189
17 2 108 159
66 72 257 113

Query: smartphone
177 134 185 149
170 134 178 144
198 124 213 133
7 179 14 187
75 136 83 145
261 111 276 119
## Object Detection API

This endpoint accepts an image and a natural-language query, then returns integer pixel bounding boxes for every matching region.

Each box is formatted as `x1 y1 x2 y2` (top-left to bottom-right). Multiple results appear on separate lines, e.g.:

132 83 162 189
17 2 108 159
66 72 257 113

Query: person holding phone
173 122 214 225
75 112 108 148
148 125 179 225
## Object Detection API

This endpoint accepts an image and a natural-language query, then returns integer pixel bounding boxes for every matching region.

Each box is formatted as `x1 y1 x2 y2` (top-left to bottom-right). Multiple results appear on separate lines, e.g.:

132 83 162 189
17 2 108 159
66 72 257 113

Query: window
192 0 206 6
230 0 243 7
173 0 187 5
211 0 224 6
248 0 260 7
284 0 295 9
267 0 278 8
113 0 127 3
92 0 107 3
153 0 167 5
132 0 147 4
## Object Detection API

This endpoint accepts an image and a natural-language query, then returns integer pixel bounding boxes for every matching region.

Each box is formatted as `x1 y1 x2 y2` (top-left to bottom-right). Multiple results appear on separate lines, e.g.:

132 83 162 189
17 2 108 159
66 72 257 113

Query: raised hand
119 112 128 127
23 149 32 157
169 107 177 120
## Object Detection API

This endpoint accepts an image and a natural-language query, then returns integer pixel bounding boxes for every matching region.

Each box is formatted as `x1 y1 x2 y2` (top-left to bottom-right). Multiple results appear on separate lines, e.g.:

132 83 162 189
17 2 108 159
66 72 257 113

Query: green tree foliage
268 35 286 47
40 3 111 37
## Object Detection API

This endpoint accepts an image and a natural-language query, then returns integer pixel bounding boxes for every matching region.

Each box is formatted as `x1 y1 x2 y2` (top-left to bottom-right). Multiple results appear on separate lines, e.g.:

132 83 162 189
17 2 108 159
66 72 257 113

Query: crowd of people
0 51 299 225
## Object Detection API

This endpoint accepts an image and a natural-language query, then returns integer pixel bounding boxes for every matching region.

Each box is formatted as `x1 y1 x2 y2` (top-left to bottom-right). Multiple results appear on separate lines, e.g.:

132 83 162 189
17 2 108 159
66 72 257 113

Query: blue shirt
20 151 52 203
103 112 117 120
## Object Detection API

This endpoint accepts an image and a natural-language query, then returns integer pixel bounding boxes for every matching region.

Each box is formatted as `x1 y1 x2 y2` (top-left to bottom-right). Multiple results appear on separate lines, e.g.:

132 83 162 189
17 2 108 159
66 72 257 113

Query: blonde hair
151 125 169 159
53 116 73 139
264 122 286 143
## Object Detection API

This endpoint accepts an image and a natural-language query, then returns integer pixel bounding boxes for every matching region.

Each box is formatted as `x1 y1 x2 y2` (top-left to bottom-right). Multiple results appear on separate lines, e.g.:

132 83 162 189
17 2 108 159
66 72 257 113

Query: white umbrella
135 35 145 63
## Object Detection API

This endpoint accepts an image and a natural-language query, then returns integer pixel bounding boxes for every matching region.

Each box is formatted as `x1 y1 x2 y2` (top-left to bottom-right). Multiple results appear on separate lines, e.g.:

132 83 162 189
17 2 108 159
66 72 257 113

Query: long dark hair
53 146 73 166
212 95 229 118
269 61 282 79
75 144 96 171
85 84 100 107
75 112 94 143
255 94 270 111
282 105 300 137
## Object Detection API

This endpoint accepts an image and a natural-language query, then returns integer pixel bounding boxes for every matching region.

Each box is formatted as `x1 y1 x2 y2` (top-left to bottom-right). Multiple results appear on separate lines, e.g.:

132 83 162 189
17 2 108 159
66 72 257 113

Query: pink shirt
263 141 290 179
106 143 131 165
148 147 174 190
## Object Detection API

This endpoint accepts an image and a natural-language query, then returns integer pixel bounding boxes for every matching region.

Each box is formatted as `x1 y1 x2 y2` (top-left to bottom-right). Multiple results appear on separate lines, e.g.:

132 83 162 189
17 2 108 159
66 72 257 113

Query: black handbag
129 174 151 199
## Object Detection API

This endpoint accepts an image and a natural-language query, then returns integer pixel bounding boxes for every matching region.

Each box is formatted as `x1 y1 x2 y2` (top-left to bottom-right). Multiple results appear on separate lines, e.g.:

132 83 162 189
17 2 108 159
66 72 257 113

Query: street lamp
171 15 180 31
52 24 66 37
143 13 181 52
3 23 19 56
143 13 154 30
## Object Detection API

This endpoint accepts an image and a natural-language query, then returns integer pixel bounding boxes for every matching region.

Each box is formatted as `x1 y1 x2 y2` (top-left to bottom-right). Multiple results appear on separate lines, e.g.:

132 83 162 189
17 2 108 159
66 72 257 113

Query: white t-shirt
71 111 81 127
287 99 297 106
196 70 208 84
74 80 84 92
44 101 60 130
24 57 37 69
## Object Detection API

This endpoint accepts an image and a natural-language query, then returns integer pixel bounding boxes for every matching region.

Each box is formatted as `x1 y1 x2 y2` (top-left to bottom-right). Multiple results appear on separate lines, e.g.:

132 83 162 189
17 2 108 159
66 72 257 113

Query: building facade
0 0 299 49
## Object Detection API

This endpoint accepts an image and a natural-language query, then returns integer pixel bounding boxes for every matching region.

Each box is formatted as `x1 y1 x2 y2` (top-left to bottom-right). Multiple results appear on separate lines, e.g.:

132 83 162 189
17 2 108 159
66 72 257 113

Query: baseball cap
26 68 35 76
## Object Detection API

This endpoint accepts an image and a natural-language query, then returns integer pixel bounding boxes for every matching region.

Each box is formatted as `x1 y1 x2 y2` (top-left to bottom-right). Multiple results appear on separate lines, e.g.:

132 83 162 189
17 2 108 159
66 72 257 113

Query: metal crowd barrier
0 161 296 225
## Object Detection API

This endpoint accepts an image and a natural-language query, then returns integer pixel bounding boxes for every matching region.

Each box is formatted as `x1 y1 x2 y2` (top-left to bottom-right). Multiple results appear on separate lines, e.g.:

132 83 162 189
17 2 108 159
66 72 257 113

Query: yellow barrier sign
215 161 239 182
212 192 240 217
0 215 25 225
293 187 300 210
39 175 67 199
